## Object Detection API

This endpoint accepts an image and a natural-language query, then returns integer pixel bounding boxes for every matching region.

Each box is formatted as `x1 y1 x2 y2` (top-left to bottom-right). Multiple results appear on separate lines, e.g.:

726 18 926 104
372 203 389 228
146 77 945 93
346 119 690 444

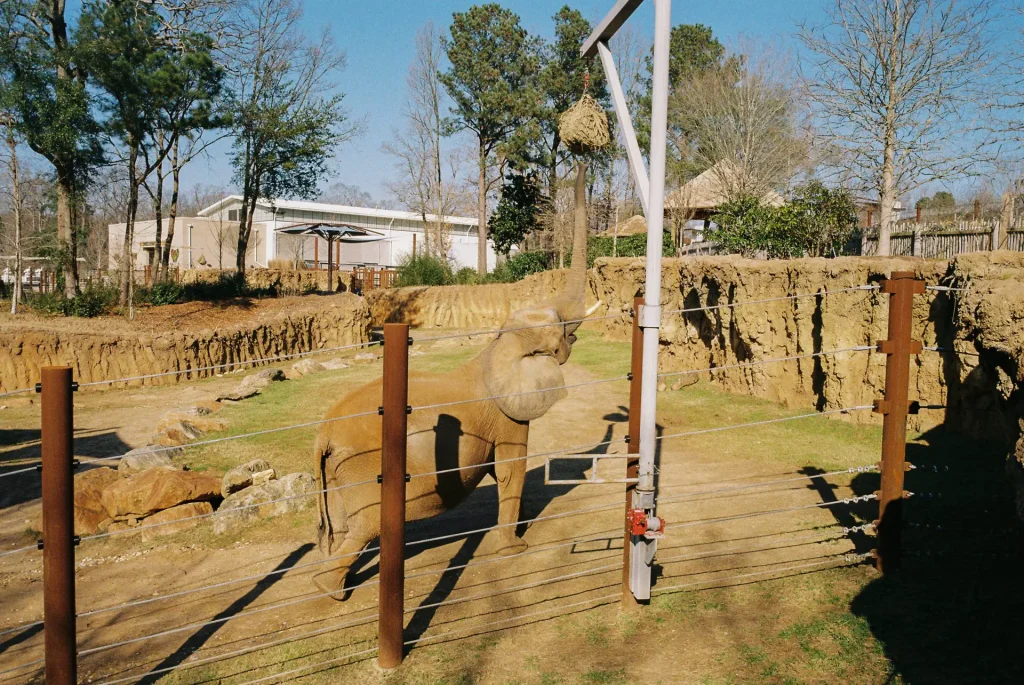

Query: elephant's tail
316 435 348 555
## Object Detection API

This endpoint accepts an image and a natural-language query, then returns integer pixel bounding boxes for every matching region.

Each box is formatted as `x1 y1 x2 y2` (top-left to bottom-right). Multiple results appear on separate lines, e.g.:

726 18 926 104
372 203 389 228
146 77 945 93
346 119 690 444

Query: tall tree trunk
152 134 165 279
56 170 76 297
5 121 23 314
119 143 140 306
878 121 896 257
477 142 488 275
161 137 180 279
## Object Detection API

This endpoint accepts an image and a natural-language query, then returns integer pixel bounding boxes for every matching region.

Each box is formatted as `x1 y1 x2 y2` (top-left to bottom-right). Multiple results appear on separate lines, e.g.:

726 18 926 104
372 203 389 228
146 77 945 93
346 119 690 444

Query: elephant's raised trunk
556 160 591 335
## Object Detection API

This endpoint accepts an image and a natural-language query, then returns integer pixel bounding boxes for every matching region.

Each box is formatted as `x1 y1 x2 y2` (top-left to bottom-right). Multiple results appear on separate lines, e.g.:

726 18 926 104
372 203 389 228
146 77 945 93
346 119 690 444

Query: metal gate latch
626 508 666 539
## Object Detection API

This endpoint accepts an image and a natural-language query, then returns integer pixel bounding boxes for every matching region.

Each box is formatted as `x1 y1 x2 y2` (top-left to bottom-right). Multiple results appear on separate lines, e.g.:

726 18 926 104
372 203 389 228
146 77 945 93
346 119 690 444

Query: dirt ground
0 330 1018 685
0 293 356 336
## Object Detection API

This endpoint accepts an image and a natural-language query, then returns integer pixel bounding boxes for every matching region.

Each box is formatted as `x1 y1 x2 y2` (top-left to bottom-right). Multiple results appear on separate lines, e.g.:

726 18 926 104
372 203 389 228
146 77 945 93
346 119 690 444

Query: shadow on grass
843 426 1024 684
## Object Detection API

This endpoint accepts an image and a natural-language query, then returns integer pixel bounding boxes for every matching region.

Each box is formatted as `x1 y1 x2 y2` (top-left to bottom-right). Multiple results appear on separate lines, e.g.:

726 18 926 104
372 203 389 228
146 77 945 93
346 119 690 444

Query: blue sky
185 0 822 203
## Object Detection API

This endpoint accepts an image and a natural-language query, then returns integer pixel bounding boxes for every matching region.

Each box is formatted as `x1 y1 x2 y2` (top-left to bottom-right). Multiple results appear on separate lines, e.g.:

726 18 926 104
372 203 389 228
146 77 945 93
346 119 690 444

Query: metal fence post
378 323 409 669
40 366 77 684
622 296 643 607
873 271 924 574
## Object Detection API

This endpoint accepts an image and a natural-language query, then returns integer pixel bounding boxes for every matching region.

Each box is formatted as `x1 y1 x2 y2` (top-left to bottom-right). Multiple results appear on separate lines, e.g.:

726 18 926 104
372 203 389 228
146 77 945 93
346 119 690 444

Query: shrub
453 267 480 285
27 283 119 318
146 280 185 306
394 254 451 287
504 251 552 281
586 231 674 266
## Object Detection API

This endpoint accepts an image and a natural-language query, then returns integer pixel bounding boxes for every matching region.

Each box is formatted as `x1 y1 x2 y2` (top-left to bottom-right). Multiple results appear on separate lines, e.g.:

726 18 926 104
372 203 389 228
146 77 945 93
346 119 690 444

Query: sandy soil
0 334 872 684
0 293 357 336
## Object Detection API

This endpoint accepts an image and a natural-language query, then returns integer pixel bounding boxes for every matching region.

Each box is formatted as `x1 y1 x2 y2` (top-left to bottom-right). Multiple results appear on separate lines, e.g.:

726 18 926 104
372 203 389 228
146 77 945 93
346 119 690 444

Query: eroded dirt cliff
0 293 371 394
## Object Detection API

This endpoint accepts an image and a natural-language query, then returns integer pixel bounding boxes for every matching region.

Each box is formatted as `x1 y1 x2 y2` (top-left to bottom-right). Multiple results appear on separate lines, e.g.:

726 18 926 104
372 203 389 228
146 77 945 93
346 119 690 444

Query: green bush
586 231 674 266
453 267 480 285
504 251 552 281
394 254 452 287
27 283 120 318
146 280 185 306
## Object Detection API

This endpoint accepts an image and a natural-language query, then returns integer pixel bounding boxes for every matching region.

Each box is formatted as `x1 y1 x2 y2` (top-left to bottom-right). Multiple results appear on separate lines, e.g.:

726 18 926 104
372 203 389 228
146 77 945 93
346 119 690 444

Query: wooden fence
349 267 398 294
859 220 1024 258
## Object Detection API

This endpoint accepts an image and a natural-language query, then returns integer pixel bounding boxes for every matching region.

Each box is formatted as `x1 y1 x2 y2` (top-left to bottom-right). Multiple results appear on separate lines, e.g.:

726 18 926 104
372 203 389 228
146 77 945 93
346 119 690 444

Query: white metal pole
628 0 670 601
638 0 670 494
596 41 650 216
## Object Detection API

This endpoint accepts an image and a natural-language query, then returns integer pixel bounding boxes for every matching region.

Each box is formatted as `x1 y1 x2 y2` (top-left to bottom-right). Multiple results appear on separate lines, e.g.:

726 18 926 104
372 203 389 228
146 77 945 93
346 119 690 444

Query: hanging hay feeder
558 94 610 155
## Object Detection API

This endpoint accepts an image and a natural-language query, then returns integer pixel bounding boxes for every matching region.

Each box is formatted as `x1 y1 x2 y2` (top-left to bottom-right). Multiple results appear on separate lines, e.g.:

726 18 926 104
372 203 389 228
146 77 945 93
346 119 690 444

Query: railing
350 266 398 293
859 222 1024 258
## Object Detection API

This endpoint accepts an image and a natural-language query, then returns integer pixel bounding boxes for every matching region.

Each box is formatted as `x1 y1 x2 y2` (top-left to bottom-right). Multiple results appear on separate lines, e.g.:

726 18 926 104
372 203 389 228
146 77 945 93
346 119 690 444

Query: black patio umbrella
275 222 386 291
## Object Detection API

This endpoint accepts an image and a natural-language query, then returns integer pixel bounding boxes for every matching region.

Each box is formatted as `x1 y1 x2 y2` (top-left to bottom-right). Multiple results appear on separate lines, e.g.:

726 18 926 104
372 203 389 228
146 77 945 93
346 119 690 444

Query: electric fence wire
656 346 875 382
0 460 876 637
1 407 872 560
661 285 880 317
237 553 872 685
2 518 878 680
0 283 883 402
0 339 385 400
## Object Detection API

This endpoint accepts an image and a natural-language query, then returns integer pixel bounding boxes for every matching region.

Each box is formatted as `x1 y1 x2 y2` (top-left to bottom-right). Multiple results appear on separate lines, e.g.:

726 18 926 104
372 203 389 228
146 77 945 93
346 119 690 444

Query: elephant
312 162 596 598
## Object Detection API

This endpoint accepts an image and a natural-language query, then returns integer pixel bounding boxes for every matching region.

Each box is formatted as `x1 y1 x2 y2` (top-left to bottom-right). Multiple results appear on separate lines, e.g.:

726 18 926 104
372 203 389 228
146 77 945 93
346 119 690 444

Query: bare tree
670 45 810 203
799 0 995 255
384 22 468 261
1 111 24 313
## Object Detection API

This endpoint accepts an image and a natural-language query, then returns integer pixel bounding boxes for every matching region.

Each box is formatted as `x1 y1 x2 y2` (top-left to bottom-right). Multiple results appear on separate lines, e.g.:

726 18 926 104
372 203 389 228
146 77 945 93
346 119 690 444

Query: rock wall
181 268 350 294
366 270 572 329
0 294 371 394
365 254 1024 443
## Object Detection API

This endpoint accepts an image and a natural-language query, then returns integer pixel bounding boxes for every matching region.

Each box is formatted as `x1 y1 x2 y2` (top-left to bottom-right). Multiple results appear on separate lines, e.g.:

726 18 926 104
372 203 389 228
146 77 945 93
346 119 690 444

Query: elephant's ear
483 307 568 422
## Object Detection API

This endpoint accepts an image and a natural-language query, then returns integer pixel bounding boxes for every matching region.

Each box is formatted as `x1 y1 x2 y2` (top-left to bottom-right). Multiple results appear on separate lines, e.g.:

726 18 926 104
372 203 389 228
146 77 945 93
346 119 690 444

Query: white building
108 196 496 272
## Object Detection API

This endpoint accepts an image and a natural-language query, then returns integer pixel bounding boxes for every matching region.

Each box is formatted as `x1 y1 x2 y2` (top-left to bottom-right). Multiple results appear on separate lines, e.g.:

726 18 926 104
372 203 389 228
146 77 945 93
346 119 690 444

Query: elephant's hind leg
311 534 374 601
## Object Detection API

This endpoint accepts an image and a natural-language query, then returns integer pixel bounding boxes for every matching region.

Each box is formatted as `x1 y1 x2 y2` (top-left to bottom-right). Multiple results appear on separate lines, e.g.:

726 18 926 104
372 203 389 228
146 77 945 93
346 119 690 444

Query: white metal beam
581 0 645 58
596 41 650 216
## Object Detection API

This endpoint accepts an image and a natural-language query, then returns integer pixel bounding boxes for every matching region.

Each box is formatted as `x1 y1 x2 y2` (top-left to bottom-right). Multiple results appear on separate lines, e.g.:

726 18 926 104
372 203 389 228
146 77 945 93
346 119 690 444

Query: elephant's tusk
585 300 603 318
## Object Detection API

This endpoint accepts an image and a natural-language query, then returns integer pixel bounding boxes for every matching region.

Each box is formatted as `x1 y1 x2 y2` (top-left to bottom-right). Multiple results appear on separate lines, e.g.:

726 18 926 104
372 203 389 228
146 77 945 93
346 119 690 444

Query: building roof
667 161 785 211
198 195 478 227
598 214 648 236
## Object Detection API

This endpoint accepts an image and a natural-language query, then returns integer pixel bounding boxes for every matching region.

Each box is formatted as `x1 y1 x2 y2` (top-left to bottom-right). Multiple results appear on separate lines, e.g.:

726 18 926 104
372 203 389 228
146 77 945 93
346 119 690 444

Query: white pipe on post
638 0 670 496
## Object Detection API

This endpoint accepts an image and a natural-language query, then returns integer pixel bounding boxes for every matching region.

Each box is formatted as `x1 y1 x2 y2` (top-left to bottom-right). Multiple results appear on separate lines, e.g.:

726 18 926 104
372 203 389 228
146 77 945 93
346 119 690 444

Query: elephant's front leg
492 432 529 555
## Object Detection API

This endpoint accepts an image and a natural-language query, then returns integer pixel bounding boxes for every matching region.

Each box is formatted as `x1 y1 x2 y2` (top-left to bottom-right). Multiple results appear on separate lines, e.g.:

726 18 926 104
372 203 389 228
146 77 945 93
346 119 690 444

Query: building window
228 209 238 221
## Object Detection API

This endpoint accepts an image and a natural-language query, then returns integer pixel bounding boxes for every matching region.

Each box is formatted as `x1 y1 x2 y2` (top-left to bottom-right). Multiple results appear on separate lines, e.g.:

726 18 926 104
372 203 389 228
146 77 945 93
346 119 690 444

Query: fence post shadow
136 543 315 685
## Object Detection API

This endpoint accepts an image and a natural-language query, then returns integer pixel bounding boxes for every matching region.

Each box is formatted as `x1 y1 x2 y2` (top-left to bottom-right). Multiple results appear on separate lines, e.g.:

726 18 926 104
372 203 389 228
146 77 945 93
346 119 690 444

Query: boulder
352 352 377 363
140 502 214 541
218 368 286 401
221 458 275 498
101 468 223 519
321 358 350 370
153 421 203 447
160 406 212 422
118 445 183 476
290 359 326 377
74 467 122 535
213 472 316 534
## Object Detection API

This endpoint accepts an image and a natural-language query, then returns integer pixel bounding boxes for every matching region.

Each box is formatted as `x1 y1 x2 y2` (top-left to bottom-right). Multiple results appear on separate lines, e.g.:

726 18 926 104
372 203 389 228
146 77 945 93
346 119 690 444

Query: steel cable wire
661 285 879 317
76 502 631 657
654 405 874 445
656 346 875 381
240 551 874 684
0 339 383 400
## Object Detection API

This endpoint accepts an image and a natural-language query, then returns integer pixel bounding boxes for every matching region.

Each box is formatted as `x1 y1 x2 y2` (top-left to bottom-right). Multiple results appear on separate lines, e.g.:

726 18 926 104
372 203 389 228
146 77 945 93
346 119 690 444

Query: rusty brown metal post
40 366 77 685
378 323 409 669
874 272 924 574
622 296 643 607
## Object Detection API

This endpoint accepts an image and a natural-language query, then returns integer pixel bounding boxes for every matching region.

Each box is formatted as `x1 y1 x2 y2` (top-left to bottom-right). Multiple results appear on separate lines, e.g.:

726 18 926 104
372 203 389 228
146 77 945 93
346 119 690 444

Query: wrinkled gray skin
313 162 593 598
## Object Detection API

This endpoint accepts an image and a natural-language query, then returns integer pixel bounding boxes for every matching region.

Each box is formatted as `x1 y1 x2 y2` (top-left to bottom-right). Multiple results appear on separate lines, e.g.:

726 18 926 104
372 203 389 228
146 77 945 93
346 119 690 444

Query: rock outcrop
74 467 122 535
118 445 182 476
0 293 370 394
218 368 286 402
221 458 275 498
213 472 316 534
101 468 223 519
